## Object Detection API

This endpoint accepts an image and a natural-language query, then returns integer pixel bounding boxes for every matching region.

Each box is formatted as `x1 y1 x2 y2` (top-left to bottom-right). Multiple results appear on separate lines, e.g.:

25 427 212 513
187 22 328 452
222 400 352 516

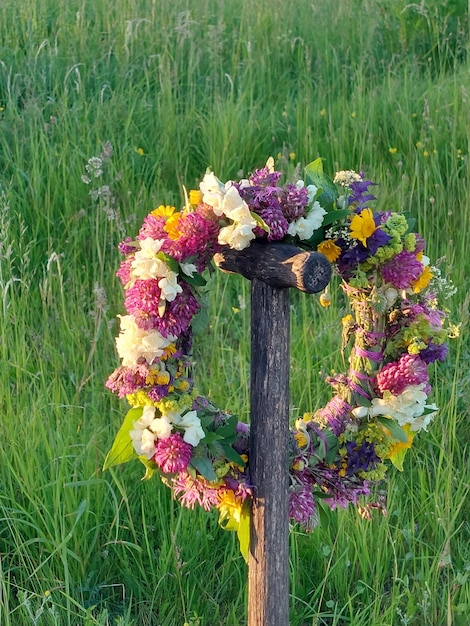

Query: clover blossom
154 433 193 473
376 354 430 396
381 250 424 289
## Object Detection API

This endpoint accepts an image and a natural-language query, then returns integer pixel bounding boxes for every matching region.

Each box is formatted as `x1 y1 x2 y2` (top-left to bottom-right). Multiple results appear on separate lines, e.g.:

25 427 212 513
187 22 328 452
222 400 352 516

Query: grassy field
0 0 469 624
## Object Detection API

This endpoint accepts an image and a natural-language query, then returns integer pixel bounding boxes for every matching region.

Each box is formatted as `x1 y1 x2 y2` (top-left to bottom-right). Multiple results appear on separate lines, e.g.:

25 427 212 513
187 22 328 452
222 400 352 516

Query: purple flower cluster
237 167 310 241
381 250 423 289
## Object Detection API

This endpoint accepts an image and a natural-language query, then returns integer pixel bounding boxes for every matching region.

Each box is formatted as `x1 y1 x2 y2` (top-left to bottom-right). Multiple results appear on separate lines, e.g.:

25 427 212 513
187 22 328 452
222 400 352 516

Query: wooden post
214 242 331 626
248 278 290 626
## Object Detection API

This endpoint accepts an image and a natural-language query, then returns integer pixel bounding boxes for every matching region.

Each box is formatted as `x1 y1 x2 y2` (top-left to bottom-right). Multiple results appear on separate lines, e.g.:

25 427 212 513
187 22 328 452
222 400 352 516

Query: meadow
0 0 469 624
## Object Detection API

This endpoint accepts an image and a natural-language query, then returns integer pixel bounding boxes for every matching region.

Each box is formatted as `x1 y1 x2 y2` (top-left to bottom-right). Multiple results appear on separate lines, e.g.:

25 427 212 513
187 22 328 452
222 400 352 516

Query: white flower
131 237 169 280
140 405 157 427
130 406 157 458
219 184 249 219
173 410 205 446
218 222 256 251
287 201 326 240
149 415 173 439
158 271 182 302
369 384 439 432
333 170 362 187
129 407 174 459
115 315 175 366
199 172 226 214
200 172 257 250
180 262 197 277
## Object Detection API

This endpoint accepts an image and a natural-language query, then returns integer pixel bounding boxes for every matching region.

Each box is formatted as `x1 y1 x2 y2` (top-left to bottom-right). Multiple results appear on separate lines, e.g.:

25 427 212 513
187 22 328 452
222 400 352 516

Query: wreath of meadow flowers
104 156 456 556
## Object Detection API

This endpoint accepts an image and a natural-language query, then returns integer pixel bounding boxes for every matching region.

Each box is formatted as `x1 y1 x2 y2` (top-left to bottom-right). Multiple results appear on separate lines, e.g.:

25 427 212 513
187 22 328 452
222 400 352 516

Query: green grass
0 0 469 624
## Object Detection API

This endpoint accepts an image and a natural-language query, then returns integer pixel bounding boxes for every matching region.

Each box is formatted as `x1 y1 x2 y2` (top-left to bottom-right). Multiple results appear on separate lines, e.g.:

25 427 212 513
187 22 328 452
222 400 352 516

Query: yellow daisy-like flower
164 212 182 240
349 208 377 246
317 239 342 262
151 205 176 218
412 265 433 293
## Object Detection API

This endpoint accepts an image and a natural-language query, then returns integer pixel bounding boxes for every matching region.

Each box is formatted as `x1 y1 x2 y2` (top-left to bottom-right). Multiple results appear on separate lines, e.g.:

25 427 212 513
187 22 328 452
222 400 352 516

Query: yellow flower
136 147 145 155
349 208 377 246
289 152 296 161
423 150 429 157
412 265 433 293
294 430 309 449
189 189 202 205
351 111 357 118
384 424 414 470
161 343 177 359
151 205 175 218
145 368 170 386
389 147 398 154
320 108 327 117
163 212 182 240
317 239 342 262
126 391 156 407
217 489 243 526
416 141 424 149
176 379 190 392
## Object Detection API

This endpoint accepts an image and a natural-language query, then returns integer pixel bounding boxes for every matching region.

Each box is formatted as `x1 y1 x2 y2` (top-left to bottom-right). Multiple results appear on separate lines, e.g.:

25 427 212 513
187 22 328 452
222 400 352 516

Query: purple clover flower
376 353 430 396
381 250 423 289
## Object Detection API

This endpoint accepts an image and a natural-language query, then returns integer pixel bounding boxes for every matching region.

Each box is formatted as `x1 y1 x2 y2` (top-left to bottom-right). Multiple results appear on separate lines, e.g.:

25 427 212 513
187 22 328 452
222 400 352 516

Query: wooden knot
214 240 331 294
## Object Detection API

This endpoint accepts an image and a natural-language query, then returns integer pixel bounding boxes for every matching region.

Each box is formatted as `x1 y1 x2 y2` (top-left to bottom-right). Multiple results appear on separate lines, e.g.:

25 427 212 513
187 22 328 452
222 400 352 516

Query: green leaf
190 448 218 482
215 414 239 439
103 407 142 471
320 208 350 228
304 158 338 211
180 271 207 288
201 430 224 444
156 251 179 273
355 395 372 408
376 416 409 442
219 443 246 467
139 456 158 479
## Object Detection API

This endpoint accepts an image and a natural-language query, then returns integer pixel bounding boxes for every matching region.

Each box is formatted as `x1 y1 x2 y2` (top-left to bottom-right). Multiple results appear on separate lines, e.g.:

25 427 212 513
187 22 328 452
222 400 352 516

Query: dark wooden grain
248 279 290 626
214 240 331 294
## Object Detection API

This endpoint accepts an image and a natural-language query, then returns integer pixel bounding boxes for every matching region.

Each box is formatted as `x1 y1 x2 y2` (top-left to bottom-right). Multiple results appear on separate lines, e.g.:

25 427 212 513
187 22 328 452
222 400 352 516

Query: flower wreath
105 157 455 557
